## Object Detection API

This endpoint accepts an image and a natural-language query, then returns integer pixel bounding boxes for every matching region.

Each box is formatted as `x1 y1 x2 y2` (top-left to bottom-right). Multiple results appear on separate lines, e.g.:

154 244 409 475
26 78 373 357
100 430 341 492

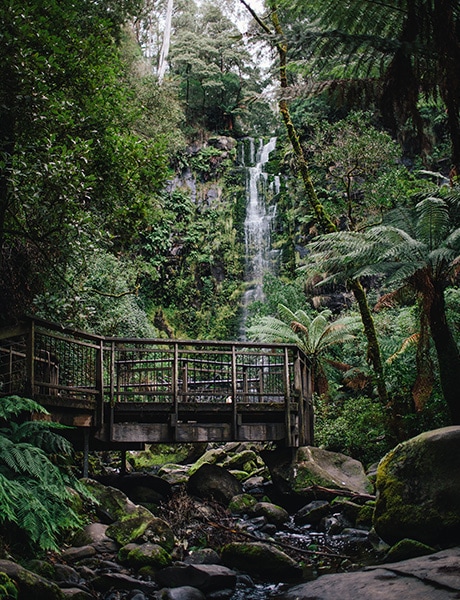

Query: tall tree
306 192 460 424
239 0 389 406
277 0 460 173
0 0 172 323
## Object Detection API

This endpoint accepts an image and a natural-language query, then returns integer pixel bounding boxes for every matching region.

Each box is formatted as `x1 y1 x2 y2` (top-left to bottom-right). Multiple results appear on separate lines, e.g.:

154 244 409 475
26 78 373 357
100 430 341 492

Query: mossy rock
220 542 302 582
384 538 436 563
118 542 171 569
252 502 289 527
374 426 460 546
0 572 18 600
81 478 137 522
228 493 258 515
356 502 375 529
189 448 227 475
0 561 63 600
107 510 174 550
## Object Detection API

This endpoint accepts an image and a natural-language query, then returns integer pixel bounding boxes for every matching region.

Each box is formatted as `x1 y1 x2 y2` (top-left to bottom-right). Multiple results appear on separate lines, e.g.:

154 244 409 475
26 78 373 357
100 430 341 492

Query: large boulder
220 542 302 582
263 447 370 505
374 426 460 546
187 463 242 504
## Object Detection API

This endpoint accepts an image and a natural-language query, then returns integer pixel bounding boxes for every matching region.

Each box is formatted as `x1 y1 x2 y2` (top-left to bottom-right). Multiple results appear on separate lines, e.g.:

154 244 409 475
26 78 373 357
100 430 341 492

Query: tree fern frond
415 197 450 249
12 421 74 455
0 396 48 420
386 333 419 364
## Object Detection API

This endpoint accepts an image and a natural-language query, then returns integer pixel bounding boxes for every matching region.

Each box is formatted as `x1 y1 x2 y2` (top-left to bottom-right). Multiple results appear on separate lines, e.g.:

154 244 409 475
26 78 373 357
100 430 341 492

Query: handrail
0 317 313 446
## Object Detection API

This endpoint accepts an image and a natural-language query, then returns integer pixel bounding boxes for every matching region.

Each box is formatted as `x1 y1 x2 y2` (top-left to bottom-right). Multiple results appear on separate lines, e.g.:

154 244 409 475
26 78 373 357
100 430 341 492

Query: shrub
314 395 391 467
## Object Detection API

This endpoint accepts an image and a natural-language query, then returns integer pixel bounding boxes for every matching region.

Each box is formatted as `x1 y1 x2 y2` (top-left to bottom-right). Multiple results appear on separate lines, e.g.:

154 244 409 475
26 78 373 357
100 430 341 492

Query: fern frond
0 396 48 420
415 197 450 249
12 421 74 455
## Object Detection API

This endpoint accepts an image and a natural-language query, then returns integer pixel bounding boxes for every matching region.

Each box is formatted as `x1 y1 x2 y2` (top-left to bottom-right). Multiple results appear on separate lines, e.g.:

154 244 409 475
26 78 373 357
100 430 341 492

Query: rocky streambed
1 427 460 600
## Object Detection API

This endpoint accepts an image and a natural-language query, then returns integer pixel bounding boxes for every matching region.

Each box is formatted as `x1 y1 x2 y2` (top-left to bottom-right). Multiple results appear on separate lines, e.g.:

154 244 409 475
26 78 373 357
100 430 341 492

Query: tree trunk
158 0 173 84
239 0 389 407
428 285 460 424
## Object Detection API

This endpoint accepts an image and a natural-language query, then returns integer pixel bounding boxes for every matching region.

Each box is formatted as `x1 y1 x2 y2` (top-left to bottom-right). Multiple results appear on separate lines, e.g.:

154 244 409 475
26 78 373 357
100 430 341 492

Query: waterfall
239 137 279 338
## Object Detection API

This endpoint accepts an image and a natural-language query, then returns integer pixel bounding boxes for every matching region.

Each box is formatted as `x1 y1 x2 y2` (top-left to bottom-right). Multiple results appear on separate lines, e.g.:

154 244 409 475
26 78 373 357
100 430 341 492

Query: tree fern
248 304 359 396
0 396 82 550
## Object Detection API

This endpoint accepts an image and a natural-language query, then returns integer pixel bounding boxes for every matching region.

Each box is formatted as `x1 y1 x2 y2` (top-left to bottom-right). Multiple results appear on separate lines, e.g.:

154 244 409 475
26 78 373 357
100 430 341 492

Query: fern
0 396 83 551
0 396 47 420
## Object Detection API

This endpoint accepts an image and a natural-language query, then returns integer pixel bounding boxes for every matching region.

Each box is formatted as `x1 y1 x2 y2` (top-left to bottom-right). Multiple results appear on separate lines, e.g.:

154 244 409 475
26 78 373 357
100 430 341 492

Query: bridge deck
0 318 313 450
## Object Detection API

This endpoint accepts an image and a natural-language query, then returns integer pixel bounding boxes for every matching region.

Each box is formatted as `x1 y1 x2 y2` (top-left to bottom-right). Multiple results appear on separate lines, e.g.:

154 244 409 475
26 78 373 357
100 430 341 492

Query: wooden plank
111 422 170 442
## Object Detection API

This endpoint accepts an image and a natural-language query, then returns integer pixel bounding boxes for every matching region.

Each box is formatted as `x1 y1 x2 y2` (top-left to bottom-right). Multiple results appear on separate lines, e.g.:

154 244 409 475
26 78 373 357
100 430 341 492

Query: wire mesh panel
34 328 100 401
236 349 286 403
178 347 234 402
0 335 27 396
113 345 174 402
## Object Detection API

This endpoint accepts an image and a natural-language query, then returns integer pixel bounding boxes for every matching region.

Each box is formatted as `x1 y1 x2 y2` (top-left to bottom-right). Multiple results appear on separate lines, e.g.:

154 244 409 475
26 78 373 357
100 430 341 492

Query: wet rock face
374 426 460 545
187 463 243 504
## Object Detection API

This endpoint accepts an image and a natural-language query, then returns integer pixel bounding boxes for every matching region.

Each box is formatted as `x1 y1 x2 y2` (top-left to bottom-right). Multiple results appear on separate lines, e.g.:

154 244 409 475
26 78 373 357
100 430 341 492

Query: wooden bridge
0 318 313 457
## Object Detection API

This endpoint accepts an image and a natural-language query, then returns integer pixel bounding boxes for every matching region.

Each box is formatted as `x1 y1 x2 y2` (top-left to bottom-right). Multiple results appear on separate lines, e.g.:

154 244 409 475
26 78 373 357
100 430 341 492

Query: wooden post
283 347 292 447
172 343 179 440
231 345 238 439
83 429 89 478
25 319 35 398
120 450 127 476
294 349 304 446
110 341 115 406
95 339 104 427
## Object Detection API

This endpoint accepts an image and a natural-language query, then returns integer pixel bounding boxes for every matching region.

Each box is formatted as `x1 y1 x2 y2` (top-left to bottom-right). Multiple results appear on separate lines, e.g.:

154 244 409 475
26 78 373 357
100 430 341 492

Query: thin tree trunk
158 0 173 84
240 0 389 407
428 285 460 424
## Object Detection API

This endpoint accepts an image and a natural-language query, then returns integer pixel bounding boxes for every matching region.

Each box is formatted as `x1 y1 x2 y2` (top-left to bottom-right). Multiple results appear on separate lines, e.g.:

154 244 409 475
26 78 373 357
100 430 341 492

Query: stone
294 500 331 526
90 572 159 594
228 493 258 515
252 502 289 527
81 478 139 523
187 464 242 505
60 546 97 562
156 564 237 593
374 426 460 545
263 446 371 505
384 539 436 563
157 464 190 485
71 522 118 553
60 588 94 600
281 547 460 600
117 542 171 569
0 559 64 600
106 510 174 550
220 542 303 582
95 473 172 505
158 586 206 600
188 448 227 475
183 548 221 565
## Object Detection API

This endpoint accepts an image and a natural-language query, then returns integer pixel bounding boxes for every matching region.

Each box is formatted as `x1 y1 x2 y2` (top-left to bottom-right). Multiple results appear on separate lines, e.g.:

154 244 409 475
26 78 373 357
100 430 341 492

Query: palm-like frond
0 396 48 420
415 197 450 250
11 421 74 455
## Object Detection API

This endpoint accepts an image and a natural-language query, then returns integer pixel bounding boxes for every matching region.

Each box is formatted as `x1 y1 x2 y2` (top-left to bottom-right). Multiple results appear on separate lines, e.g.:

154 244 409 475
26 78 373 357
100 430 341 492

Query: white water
239 137 279 338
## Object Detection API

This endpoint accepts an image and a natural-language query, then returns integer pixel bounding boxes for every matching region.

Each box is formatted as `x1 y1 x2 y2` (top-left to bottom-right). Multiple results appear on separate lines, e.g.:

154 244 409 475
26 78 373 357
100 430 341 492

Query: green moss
228 494 258 515
374 430 460 545
0 573 17 600
384 538 435 563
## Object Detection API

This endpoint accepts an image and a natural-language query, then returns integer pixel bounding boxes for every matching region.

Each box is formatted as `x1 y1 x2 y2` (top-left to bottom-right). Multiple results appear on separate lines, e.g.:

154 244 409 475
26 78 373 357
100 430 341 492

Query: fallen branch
303 485 376 502
207 519 351 561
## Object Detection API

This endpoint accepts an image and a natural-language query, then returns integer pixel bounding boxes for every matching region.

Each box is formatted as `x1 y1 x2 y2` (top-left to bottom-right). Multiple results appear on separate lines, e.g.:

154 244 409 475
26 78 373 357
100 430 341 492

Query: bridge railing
0 318 313 445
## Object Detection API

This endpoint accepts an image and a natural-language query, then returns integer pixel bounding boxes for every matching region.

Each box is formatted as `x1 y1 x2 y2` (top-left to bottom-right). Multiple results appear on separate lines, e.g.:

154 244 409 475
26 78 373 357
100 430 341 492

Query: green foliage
169 1 269 134
0 573 17 600
0 0 178 323
0 396 82 552
314 395 391 467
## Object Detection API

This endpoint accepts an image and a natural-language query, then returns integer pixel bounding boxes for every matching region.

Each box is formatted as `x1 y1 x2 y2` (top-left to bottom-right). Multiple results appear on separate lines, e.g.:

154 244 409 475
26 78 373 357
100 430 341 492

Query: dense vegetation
1 2 460 545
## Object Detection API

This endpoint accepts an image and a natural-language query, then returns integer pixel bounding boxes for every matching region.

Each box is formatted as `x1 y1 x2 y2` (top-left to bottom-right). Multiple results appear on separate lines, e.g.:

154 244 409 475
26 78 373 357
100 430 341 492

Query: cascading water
239 137 279 338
